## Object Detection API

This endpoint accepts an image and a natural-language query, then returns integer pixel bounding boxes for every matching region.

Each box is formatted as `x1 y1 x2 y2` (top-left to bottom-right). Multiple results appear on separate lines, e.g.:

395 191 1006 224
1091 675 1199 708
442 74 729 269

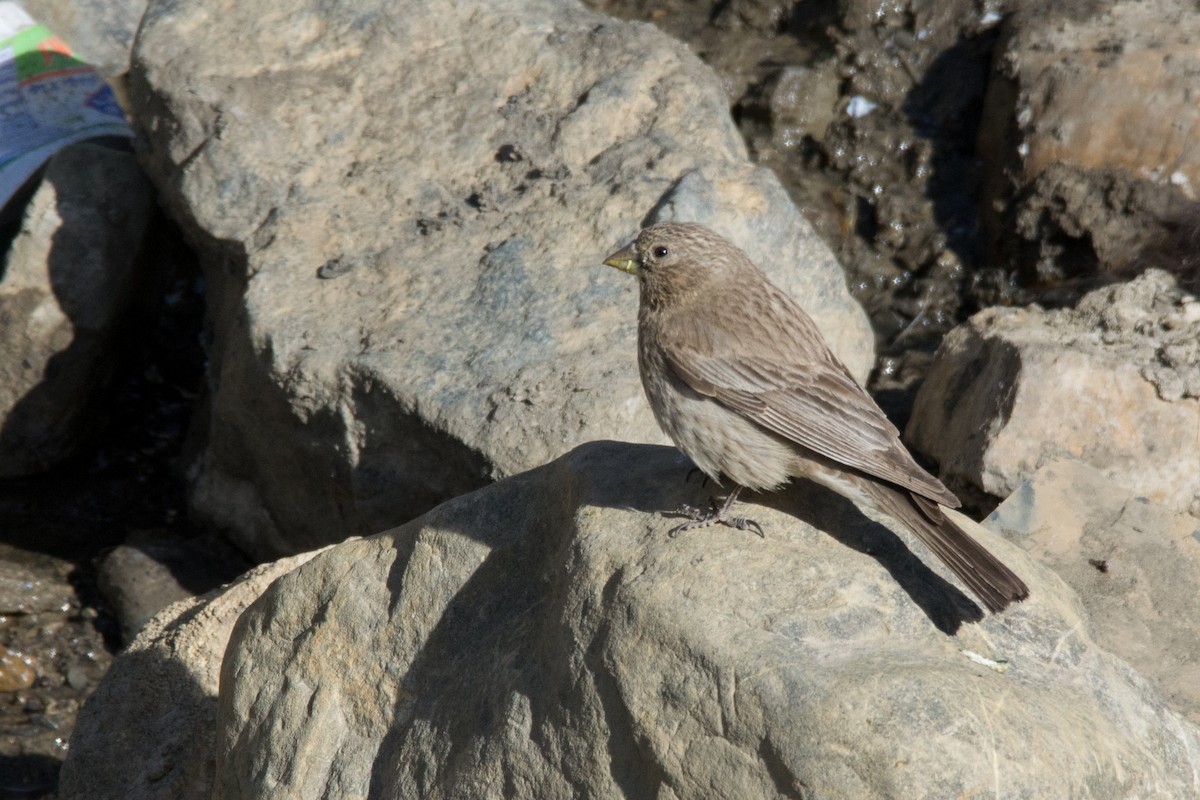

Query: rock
986 458 1200 725
764 62 841 145
130 0 875 559
58 548 326 800
0 142 153 476
907 269 1200 514
57 443 1200 797
978 0 1199 281
96 530 252 644
96 543 194 644
0 648 37 691
195 442 1200 798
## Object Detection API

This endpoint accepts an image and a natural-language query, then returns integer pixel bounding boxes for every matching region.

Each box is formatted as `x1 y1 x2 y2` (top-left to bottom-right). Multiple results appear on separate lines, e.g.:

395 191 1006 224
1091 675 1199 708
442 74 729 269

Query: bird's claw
667 496 764 538
668 502 705 536
729 516 765 537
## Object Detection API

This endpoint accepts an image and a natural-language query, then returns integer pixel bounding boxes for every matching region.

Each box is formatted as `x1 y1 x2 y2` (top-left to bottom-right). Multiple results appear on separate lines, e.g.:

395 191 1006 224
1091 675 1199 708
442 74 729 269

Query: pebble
66 663 89 692
0 647 37 691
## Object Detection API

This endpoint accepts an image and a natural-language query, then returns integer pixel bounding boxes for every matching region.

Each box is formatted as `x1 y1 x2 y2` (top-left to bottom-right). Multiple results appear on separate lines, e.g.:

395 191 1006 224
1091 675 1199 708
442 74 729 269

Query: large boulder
21 0 146 78
129 0 875 559
60 442 1200 798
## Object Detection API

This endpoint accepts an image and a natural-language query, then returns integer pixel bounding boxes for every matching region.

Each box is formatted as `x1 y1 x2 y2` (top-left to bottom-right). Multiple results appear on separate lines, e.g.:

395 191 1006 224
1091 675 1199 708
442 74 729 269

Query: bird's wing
659 321 959 507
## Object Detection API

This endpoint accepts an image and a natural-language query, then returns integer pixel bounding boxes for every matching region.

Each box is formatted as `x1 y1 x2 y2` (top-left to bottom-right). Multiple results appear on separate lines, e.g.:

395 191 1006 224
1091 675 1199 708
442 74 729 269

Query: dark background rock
0 191 206 798
977 0 1199 294
907 270 1200 513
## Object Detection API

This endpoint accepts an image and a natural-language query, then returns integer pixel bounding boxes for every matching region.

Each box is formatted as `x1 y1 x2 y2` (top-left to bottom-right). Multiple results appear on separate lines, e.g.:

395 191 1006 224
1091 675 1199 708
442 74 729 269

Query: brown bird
603 221 1029 614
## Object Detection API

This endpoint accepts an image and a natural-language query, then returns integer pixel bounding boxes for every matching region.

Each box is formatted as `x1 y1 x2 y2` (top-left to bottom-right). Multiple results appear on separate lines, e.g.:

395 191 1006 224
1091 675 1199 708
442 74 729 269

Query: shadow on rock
579 441 984 633
0 142 151 478
58 649 214 800
758 482 984 633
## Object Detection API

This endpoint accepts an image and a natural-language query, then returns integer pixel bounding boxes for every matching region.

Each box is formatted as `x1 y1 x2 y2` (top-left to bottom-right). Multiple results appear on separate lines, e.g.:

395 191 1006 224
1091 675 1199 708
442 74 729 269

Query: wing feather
658 310 958 507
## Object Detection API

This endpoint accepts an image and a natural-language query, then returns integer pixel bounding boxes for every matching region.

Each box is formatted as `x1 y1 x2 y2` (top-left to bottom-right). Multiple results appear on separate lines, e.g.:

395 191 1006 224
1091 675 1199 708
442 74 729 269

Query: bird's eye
652 246 669 259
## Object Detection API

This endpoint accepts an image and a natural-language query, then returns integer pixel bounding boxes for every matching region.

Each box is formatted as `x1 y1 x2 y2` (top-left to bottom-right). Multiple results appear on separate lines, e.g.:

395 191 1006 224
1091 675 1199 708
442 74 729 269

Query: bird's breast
636 327 798 492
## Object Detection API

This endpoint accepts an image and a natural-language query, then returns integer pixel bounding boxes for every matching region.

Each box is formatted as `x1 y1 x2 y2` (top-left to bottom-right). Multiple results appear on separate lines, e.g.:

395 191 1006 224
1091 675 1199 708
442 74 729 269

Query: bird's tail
863 480 1029 614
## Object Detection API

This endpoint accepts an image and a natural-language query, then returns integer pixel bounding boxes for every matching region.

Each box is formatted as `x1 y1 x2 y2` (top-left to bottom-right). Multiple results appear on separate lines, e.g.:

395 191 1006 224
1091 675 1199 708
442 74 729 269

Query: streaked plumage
604 222 1028 614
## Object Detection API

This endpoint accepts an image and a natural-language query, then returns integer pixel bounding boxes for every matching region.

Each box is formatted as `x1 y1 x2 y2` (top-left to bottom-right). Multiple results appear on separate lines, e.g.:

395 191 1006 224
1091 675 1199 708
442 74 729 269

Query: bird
602 221 1029 614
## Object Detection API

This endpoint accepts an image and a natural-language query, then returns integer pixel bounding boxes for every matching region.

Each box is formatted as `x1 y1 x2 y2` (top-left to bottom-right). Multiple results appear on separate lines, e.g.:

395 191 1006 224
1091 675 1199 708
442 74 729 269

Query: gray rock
97 543 194 643
195 442 1196 799
96 531 252 644
907 269 1200 514
58 549 326 800
0 142 153 476
129 0 875 559
987 458 1200 725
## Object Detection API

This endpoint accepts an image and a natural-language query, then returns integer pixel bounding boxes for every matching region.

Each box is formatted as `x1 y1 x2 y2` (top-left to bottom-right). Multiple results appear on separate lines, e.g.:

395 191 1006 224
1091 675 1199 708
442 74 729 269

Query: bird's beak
603 243 639 275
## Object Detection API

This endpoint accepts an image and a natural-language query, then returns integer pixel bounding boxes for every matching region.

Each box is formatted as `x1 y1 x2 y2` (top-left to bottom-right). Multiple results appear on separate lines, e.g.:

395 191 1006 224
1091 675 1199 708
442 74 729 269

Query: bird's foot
668 506 764 538
668 486 763 538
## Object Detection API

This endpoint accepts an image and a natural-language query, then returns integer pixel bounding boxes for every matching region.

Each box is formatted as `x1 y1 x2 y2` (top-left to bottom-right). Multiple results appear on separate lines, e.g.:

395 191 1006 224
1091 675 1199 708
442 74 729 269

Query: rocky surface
978 0 1198 287
986 458 1200 725
130 0 874 559
0 142 153 477
58 549 324 800
60 442 1200 799
907 269 1200 514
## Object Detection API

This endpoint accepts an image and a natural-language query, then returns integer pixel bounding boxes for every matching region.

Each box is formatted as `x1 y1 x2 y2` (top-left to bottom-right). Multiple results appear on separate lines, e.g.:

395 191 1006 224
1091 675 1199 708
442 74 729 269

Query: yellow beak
603 243 639 274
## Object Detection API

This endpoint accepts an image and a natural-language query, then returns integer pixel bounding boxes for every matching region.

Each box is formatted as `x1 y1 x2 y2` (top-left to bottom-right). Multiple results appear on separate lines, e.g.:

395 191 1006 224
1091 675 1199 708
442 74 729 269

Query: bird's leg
669 485 764 538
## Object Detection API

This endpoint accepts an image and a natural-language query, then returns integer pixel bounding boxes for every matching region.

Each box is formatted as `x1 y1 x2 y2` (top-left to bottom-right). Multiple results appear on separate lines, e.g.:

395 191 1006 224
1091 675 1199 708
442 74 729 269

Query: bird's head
603 222 741 307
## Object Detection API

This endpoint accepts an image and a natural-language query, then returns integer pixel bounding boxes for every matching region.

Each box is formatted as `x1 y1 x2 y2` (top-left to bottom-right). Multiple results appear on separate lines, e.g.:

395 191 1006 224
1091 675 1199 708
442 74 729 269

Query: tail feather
864 481 1029 614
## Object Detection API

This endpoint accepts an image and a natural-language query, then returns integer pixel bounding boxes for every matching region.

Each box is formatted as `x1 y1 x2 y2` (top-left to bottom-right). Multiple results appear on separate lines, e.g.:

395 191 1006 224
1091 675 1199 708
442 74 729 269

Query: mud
591 0 1000 368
